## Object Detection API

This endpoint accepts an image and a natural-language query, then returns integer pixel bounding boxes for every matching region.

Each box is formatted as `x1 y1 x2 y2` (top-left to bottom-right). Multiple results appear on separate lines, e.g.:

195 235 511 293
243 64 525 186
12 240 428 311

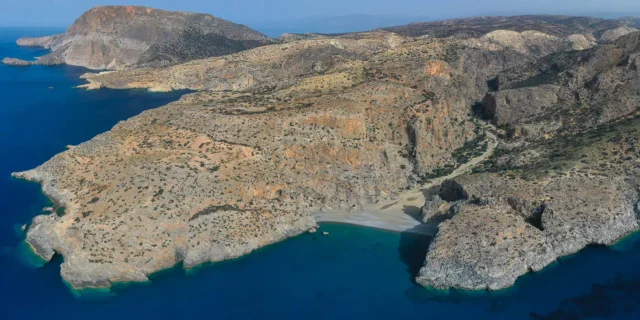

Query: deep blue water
1 27 640 320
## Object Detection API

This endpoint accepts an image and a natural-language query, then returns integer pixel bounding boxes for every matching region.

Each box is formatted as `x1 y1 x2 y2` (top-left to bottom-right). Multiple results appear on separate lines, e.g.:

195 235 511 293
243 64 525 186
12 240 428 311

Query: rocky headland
3 6 275 70
16 33 65 49
8 10 640 291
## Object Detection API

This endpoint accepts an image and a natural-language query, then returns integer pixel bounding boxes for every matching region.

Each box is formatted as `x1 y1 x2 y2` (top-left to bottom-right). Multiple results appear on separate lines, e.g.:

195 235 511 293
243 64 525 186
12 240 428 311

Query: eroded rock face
417 171 639 290
16 34 65 50
564 34 596 50
484 32 640 139
540 178 639 257
599 26 639 42
8 6 275 70
417 201 556 290
420 195 461 223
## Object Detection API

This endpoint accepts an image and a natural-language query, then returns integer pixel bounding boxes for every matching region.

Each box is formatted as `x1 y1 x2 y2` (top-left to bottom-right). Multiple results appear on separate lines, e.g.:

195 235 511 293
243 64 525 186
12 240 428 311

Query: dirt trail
313 124 498 235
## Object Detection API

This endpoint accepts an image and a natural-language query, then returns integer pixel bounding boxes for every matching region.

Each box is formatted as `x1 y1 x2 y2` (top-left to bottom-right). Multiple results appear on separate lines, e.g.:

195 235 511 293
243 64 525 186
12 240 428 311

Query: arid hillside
11 15 640 290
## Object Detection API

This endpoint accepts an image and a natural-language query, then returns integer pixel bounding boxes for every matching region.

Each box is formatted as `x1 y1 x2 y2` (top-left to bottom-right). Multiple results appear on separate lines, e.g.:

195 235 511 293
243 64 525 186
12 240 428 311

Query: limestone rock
600 26 639 42
417 172 639 290
540 178 639 257
420 195 450 223
16 34 65 50
564 34 596 50
481 30 565 56
416 201 556 290
2 58 31 66
483 32 640 139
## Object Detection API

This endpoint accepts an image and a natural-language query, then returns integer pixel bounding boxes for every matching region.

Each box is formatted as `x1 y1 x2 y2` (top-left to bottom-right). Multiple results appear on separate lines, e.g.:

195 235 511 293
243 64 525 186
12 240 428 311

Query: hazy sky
1 0 639 27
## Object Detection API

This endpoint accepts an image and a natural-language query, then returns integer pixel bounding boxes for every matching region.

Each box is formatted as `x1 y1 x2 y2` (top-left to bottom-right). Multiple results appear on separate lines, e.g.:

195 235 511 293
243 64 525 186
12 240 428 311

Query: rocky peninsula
3 6 275 70
8 9 640 291
2 57 31 66
16 33 65 49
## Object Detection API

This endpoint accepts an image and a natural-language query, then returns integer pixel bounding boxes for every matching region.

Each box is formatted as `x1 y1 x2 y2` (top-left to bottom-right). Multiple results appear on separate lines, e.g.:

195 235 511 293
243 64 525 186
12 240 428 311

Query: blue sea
1 27 640 320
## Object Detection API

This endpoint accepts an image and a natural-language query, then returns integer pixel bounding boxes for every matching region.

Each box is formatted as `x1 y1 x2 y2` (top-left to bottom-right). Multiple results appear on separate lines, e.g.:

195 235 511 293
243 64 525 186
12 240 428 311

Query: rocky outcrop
418 175 639 290
420 179 468 223
482 32 640 139
481 30 570 56
15 155 316 288
563 33 597 50
16 34 65 50
417 200 556 290
599 26 639 42
416 116 640 290
6 6 275 70
2 58 31 66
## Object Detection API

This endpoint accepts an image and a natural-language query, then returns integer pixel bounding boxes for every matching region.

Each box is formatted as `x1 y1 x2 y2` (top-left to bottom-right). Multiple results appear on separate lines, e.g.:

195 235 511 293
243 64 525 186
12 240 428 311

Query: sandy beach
313 126 498 236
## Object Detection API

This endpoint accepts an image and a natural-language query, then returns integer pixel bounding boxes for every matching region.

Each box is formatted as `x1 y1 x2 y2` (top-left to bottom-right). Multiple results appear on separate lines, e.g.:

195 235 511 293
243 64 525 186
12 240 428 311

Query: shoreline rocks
417 201 556 290
2 58 31 66
16 167 317 289
417 171 639 290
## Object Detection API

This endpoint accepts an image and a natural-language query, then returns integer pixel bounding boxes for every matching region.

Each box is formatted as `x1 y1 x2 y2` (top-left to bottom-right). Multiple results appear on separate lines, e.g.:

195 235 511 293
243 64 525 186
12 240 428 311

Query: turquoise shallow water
1 27 640 320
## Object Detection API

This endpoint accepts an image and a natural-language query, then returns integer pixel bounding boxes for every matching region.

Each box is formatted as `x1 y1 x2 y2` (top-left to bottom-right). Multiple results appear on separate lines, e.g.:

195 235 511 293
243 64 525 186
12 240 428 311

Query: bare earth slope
11 17 640 290
4 6 275 70
416 33 640 290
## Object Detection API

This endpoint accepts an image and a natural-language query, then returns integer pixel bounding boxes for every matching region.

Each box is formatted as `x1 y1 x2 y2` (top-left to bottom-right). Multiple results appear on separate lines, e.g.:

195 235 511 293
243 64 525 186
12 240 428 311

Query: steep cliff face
416 39 640 290
418 171 639 290
10 6 275 70
483 32 640 140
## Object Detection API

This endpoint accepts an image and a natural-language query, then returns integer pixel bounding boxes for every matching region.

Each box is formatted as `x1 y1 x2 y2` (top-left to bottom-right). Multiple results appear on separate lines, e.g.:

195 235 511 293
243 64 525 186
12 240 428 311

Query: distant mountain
383 15 635 38
4 6 275 70
250 14 430 37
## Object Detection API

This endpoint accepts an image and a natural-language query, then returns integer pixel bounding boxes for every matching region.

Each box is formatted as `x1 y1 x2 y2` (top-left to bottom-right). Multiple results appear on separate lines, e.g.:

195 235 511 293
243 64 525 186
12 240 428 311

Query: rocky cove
3 7 640 296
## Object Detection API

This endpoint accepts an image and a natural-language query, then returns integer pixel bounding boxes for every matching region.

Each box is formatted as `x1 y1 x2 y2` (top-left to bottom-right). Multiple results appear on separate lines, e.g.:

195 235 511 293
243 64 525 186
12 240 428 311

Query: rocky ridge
383 15 635 39
416 34 640 290
482 32 640 140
